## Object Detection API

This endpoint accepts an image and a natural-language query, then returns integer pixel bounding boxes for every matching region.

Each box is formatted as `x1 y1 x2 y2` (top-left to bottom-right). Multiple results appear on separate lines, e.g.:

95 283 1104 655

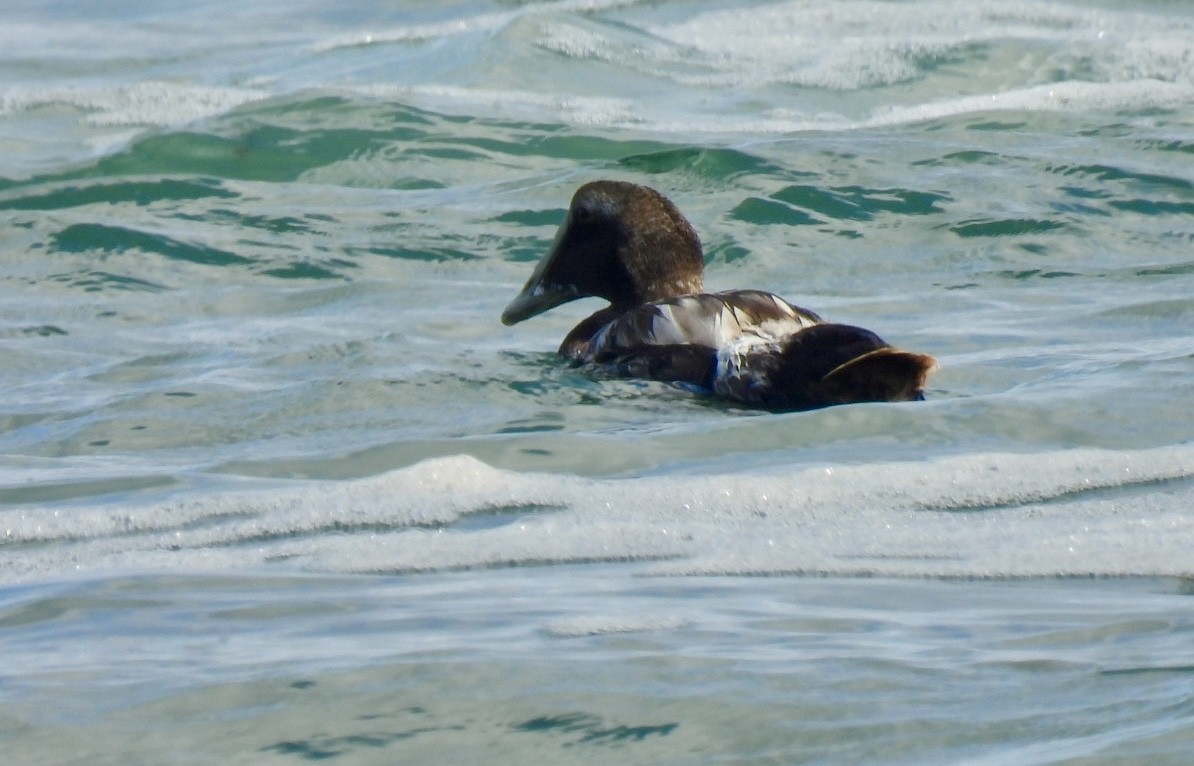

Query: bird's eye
572 204 593 225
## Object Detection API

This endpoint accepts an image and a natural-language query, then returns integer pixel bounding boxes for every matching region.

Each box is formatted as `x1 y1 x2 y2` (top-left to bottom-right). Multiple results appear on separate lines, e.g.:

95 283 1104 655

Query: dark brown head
501 181 705 325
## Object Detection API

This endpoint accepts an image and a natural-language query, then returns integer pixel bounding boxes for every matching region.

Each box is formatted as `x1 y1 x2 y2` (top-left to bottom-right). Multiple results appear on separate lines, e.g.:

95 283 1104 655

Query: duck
501 180 936 411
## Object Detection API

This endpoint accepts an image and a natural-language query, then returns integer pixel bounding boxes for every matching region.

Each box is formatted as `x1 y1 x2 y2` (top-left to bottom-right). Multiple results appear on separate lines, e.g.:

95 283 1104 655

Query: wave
322 0 1194 132
335 10 1194 134
312 0 649 52
648 1 1194 89
4 0 1193 156
3 443 1191 583
0 82 270 128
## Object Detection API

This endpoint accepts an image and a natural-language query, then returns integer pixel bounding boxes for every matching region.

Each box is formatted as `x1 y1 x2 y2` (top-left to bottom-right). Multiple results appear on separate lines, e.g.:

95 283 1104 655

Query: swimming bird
501 180 935 411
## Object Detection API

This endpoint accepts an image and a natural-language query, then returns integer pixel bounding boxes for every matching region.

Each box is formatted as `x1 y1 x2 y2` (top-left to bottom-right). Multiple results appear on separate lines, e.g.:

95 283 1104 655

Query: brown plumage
502 180 936 411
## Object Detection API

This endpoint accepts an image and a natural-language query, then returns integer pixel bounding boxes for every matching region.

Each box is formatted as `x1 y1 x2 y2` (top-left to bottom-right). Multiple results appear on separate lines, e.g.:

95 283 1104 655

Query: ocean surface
2 0 1193 762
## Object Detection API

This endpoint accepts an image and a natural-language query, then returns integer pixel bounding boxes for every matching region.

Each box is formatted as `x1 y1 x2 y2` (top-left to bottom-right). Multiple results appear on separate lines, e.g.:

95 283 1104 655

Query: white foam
347 75 1194 137
428 0 1193 133
544 614 694 637
865 80 1194 130
313 0 647 52
284 0 1194 137
649 0 1194 90
313 11 519 52
3 444 1192 584
7 0 1190 149
0 82 270 127
349 83 641 128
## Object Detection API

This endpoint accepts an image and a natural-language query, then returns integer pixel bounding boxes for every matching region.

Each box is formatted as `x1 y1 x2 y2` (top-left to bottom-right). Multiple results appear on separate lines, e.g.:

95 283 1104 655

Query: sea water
1 0 1193 763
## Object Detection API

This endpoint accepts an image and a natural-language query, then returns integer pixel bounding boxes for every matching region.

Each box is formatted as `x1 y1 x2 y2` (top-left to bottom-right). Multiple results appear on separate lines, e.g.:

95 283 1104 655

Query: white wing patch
582 290 821 364
712 335 786 403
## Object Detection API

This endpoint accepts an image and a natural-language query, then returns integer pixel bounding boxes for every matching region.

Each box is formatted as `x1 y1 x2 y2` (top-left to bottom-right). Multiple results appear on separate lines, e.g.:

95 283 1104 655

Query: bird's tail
765 324 936 410
817 345 937 403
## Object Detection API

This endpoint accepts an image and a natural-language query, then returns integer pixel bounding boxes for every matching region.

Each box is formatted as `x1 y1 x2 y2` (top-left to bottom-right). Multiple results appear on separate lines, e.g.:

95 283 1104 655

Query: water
2 0 1193 762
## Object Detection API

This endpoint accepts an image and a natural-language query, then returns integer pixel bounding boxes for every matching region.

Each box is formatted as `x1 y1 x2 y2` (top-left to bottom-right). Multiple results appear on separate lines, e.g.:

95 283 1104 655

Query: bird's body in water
502 180 935 411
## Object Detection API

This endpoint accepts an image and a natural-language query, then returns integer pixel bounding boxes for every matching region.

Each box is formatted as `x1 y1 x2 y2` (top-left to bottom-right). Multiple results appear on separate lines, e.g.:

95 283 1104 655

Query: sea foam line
2 443 1192 583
